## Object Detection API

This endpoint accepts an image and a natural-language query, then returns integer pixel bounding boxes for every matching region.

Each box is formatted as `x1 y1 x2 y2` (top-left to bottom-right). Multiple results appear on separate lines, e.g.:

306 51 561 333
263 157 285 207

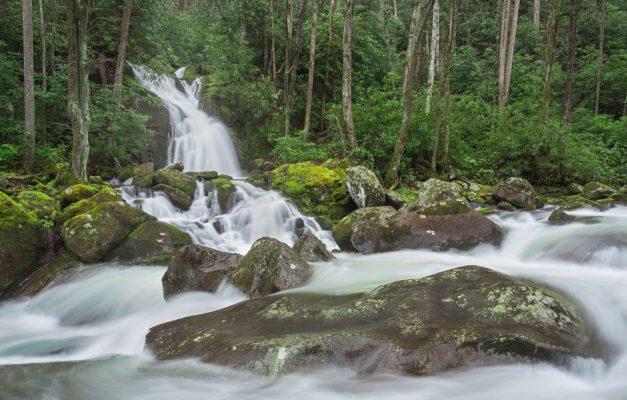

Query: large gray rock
162 245 242 298
492 177 538 209
147 266 596 376
228 237 313 297
583 182 614 200
332 199 502 253
154 168 197 199
345 166 386 208
407 178 463 209
153 184 192 210
292 232 335 262
132 162 155 187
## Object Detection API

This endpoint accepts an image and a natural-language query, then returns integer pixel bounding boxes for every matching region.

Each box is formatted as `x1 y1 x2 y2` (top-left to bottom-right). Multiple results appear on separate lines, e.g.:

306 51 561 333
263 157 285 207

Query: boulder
132 162 155 187
162 244 242 298
406 178 463 209
567 183 584 195
548 209 576 225
153 184 192 210
0 192 44 294
186 171 219 180
385 191 407 209
292 232 335 263
166 162 185 172
228 237 313 297
559 195 604 211
583 182 614 200
154 168 196 199
61 201 154 262
146 266 595 376
107 220 192 263
496 201 515 211
59 184 100 207
345 166 386 208
204 178 237 212
54 188 123 226
492 177 537 209
333 199 503 253
16 191 59 219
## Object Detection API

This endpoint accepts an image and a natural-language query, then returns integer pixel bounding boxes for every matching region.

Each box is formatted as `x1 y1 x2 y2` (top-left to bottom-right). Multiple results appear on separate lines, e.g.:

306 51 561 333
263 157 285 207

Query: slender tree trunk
284 0 292 135
270 0 277 85
67 0 90 182
98 52 107 84
50 0 57 76
533 0 540 29
320 0 335 130
563 0 577 123
441 0 455 169
392 0 398 18
497 0 510 109
541 0 560 131
304 0 318 138
594 0 605 115
23 0 36 171
382 0 393 70
112 0 132 102
37 0 46 92
502 0 520 106
288 0 309 105
342 0 356 148
385 0 434 185
425 0 439 113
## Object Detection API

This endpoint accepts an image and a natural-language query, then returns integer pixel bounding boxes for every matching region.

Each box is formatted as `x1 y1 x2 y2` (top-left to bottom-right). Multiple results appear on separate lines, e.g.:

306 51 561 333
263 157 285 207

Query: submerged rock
107 220 192 264
228 237 313 297
345 166 386 208
493 177 537 209
162 244 242 298
61 201 154 262
292 232 335 262
333 199 502 253
147 266 595 376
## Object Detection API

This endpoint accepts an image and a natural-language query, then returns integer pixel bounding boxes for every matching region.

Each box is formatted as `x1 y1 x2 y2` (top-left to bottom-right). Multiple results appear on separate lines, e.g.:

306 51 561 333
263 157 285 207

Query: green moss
55 188 123 225
559 195 603 211
478 207 494 215
417 198 471 216
17 191 59 220
59 184 101 207
155 168 196 199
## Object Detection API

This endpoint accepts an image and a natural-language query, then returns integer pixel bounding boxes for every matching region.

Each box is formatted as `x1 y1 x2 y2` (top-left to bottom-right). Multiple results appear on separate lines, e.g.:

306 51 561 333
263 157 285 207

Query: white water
1 207 626 399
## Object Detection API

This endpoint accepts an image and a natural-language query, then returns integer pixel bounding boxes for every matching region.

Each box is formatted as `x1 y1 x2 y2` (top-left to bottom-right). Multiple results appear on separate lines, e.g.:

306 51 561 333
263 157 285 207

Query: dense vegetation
0 0 625 186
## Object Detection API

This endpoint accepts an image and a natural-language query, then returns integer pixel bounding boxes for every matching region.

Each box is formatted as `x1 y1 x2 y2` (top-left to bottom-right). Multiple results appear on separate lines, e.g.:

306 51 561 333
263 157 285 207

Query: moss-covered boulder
385 191 407 209
583 182 614 200
333 199 503 253
266 161 353 228
548 209 577 225
405 178 463 209
567 183 584 195
153 184 193 210
345 166 386 208
187 171 219 180
132 162 155 187
205 178 237 212
106 220 192 264
162 244 242 298
17 191 59 220
55 188 123 226
497 201 516 211
493 177 538 209
292 232 335 263
146 266 595 376
228 237 313 297
0 192 44 293
61 201 155 262
154 168 196 199
610 192 627 205
59 184 101 207
559 195 604 211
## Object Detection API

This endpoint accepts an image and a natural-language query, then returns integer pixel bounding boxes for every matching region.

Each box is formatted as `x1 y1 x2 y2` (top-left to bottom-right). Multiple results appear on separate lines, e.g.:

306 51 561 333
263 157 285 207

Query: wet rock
162 244 242 298
147 266 595 376
583 182 614 200
293 218 306 237
547 209 578 225
132 162 155 187
54 188 123 226
17 191 59 220
567 183 584 195
333 199 502 253
107 220 192 264
292 232 335 263
59 184 100 207
166 162 185 172
496 201 515 211
155 168 196 199
345 166 386 208
493 177 537 209
61 201 154 262
187 171 219 180
205 178 237 212
559 195 604 211
228 237 313 297
153 184 193 210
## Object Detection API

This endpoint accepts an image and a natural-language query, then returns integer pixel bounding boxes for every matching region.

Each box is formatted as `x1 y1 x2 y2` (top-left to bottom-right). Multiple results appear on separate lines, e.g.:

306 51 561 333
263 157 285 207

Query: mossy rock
155 168 196 199
17 191 59 220
345 166 386 208
403 178 463 211
147 266 595 376
559 195 603 211
583 182 614 200
0 192 44 294
497 201 516 211
492 177 538 209
609 192 627 205
107 220 192 263
61 201 155 262
268 161 353 228
132 162 156 187
292 232 335 263
59 184 101 207
153 184 192 210
205 178 237 212
55 188 123 226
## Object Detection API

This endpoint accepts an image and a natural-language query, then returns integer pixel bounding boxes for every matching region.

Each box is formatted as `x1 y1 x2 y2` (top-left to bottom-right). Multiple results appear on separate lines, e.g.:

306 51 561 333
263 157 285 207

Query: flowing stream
1 68 626 399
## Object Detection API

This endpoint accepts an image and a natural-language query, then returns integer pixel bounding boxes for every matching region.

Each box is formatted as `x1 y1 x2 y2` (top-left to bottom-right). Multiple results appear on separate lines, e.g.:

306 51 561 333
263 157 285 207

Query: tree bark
320 0 335 130
112 0 133 102
385 0 434 185
67 0 90 182
497 0 510 109
284 0 292 135
594 0 605 115
563 0 577 123
304 0 318 138
502 0 520 107
37 0 46 92
288 0 309 104
425 0 439 113
541 0 560 131
23 0 36 171
533 0 540 29
270 0 277 85
441 0 455 169
342 0 356 149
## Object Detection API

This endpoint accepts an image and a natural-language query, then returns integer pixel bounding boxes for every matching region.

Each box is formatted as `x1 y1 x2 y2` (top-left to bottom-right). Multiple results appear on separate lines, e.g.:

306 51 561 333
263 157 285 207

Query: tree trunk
594 0 605 115
50 0 58 76
270 0 277 85
304 0 318 138
23 0 36 171
425 0 439 113
497 0 510 109
37 0 46 92
533 0 540 29
502 0 520 106
284 0 292 135
67 0 90 182
392 0 398 18
320 0 335 130
342 0 356 149
563 0 577 123
541 0 560 131
385 0 434 185
288 0 309 104
112 0 132 102
441 0 455 169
